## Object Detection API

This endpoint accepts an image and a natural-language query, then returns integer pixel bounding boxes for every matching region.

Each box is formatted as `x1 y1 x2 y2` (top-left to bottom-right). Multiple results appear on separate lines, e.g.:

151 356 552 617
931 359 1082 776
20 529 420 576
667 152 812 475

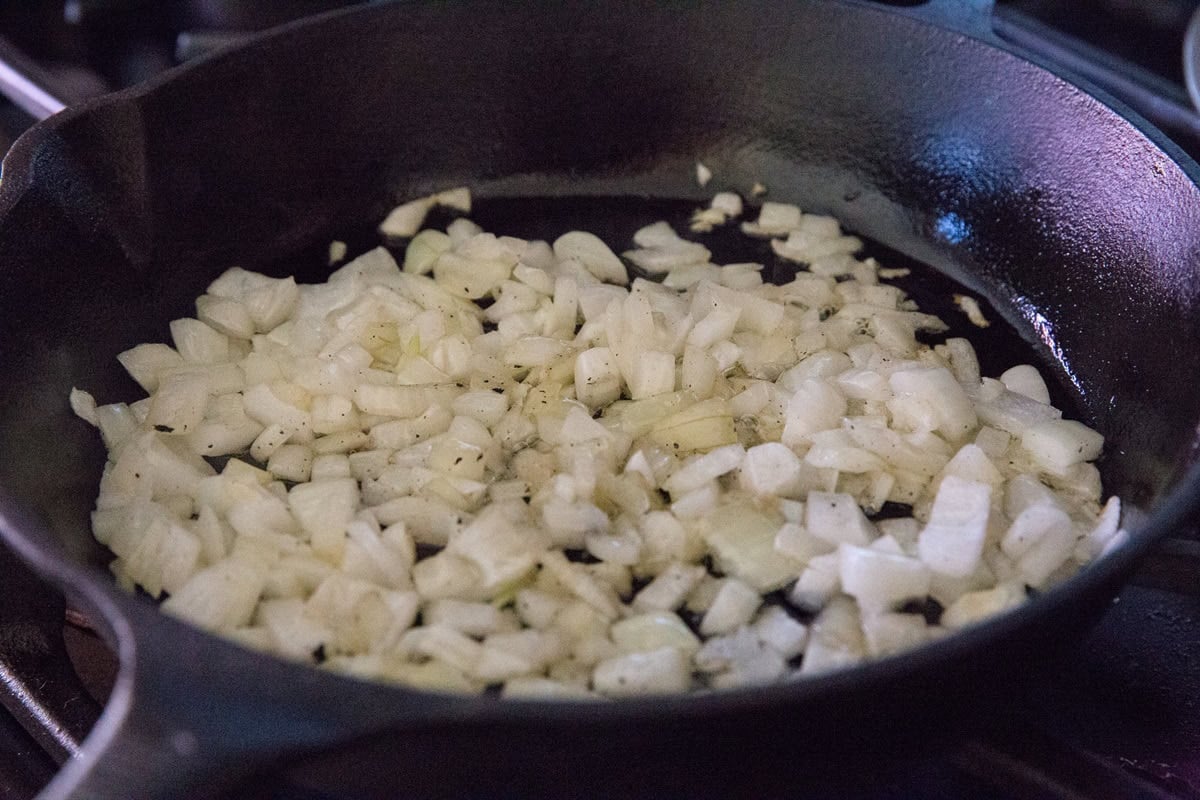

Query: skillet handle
0 494 460 800
30 599 457 800
0 544 103 765
36 620 356 800
37 700 242 800
0 500 253 799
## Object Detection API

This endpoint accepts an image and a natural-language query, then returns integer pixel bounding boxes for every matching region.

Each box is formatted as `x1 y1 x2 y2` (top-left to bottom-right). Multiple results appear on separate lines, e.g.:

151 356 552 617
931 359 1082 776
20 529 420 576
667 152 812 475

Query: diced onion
73 185 1121 698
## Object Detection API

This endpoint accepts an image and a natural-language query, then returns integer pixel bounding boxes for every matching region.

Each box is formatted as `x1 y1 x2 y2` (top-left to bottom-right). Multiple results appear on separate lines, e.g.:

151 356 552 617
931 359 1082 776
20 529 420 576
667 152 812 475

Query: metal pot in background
1184 6 1200 110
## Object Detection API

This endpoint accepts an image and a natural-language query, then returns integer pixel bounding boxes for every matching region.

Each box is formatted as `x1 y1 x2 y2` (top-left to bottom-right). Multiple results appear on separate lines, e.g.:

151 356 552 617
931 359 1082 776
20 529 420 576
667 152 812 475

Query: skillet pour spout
3 1 1200 797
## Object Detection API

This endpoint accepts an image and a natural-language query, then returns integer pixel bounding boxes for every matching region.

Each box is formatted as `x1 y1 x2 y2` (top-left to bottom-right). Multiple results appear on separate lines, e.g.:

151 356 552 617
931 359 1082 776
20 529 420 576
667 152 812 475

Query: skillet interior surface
2 0 1200 794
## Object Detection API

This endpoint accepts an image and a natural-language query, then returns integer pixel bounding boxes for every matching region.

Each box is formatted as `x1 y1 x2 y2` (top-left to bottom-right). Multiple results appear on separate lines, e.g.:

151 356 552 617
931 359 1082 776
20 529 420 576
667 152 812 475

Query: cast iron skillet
2 0 1200 797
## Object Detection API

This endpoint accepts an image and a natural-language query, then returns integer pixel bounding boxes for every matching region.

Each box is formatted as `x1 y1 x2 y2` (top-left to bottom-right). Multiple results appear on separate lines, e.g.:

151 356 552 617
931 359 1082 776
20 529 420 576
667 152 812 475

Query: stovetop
1 2 1199 799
